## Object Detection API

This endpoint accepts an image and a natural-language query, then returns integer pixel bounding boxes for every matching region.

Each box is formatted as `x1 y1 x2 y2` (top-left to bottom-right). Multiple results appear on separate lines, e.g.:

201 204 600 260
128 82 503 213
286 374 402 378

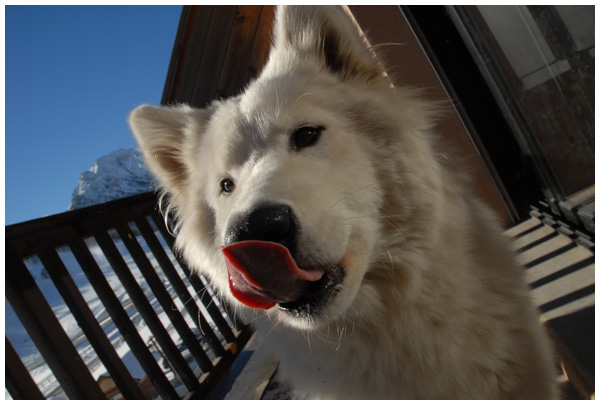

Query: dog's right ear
128 104 206 196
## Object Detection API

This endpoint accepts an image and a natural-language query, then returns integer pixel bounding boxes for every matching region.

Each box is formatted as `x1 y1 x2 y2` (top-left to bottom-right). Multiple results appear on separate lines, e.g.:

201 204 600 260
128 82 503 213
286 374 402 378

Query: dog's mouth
221 241 344 316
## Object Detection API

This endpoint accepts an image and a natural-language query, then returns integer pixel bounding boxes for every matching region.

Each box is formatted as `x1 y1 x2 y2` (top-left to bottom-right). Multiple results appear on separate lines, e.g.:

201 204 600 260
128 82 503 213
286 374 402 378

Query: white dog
129 6 558 399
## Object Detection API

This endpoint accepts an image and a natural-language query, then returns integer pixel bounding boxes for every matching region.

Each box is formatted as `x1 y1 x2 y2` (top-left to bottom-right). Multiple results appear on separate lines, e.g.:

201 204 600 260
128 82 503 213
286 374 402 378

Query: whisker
295 92 315 103
385 247 395 275
328 184 375 210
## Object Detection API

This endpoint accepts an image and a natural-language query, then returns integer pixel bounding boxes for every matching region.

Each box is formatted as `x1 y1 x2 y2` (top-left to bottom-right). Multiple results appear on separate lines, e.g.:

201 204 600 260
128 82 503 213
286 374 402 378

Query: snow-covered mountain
69 148 156 210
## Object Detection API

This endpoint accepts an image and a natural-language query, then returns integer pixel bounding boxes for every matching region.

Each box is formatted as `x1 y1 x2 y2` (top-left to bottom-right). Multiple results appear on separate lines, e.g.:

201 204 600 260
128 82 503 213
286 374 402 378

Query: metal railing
5 192 251 399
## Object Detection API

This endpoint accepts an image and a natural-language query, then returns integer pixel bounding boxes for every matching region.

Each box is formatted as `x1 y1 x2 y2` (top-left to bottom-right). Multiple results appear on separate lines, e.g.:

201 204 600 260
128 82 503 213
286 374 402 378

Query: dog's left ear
267 6 385 85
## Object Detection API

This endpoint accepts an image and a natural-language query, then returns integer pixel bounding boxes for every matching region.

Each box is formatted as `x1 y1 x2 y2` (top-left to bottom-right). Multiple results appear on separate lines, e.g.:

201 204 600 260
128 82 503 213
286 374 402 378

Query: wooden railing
507 206 594 399
5 192 251 399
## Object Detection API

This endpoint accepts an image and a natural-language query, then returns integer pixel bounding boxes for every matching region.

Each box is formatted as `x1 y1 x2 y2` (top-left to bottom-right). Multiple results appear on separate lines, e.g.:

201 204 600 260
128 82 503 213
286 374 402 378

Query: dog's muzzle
222 204 345 316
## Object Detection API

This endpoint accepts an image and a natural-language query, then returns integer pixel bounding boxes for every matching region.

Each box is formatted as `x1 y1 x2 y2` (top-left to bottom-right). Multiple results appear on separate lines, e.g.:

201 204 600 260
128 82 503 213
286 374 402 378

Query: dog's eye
291 126 323 152
220 178 236 195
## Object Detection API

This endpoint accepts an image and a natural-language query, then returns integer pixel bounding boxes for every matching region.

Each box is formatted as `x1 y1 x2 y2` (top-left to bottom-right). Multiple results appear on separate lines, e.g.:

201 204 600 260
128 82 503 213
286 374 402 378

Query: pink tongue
221 241 325 309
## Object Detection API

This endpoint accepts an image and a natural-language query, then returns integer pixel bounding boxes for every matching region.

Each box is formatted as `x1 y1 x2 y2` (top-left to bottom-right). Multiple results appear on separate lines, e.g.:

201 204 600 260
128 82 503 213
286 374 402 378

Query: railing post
5 246 106 399
5 337 45 399
37 248 145 399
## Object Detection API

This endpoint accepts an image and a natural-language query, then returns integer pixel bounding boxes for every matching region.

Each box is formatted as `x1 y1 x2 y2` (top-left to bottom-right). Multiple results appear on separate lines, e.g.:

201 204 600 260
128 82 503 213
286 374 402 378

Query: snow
6 149 236 399
69 148 156 211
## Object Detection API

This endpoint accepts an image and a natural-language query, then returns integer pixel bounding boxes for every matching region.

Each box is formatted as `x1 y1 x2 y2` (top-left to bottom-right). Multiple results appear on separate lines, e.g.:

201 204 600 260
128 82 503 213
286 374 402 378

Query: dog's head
129 6 434 329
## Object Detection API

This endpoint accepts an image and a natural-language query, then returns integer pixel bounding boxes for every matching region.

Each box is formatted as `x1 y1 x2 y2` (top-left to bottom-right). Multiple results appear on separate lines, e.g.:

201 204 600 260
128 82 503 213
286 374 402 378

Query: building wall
162 5 510 224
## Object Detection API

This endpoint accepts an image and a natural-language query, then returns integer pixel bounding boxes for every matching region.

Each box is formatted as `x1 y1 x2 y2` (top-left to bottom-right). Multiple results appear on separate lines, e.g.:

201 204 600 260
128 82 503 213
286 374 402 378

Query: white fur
129 6 558 399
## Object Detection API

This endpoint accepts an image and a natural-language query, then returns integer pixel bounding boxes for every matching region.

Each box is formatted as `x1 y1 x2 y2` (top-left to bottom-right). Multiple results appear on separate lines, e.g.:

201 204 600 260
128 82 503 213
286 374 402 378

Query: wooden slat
161 5 192 104
190 5 239 107
243 5 275 84
5 246 106 399
5 337 45 400
186 326 253 400
524 240 589 282
162 6 216 104
6 192 158 258
506 215 594 399
151 212 239 344
115 223 214 374
503 217 542 238
37 248 145 400
134 217 226 357
69 238 176 399
93 231 188 398
529 256 595 290
510 223 557 252
509 217 594 320
134 217 205 333
161 5 275 107
216 5 264 99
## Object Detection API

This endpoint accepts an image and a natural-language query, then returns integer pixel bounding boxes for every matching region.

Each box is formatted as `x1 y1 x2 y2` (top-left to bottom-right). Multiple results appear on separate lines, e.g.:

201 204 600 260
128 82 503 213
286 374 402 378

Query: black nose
224 204 298 254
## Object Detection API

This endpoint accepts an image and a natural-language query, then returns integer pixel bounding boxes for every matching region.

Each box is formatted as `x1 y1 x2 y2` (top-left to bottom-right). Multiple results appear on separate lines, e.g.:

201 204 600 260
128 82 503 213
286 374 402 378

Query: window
450 6 594 230
405 6 594 231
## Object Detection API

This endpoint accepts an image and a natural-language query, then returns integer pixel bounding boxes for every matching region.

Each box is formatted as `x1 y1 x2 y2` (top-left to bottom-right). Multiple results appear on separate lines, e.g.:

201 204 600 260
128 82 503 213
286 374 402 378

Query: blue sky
5 5 183 225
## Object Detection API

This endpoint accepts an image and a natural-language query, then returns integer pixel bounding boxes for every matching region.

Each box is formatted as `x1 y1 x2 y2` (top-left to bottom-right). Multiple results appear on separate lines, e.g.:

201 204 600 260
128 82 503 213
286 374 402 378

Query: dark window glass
449 6 594 228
